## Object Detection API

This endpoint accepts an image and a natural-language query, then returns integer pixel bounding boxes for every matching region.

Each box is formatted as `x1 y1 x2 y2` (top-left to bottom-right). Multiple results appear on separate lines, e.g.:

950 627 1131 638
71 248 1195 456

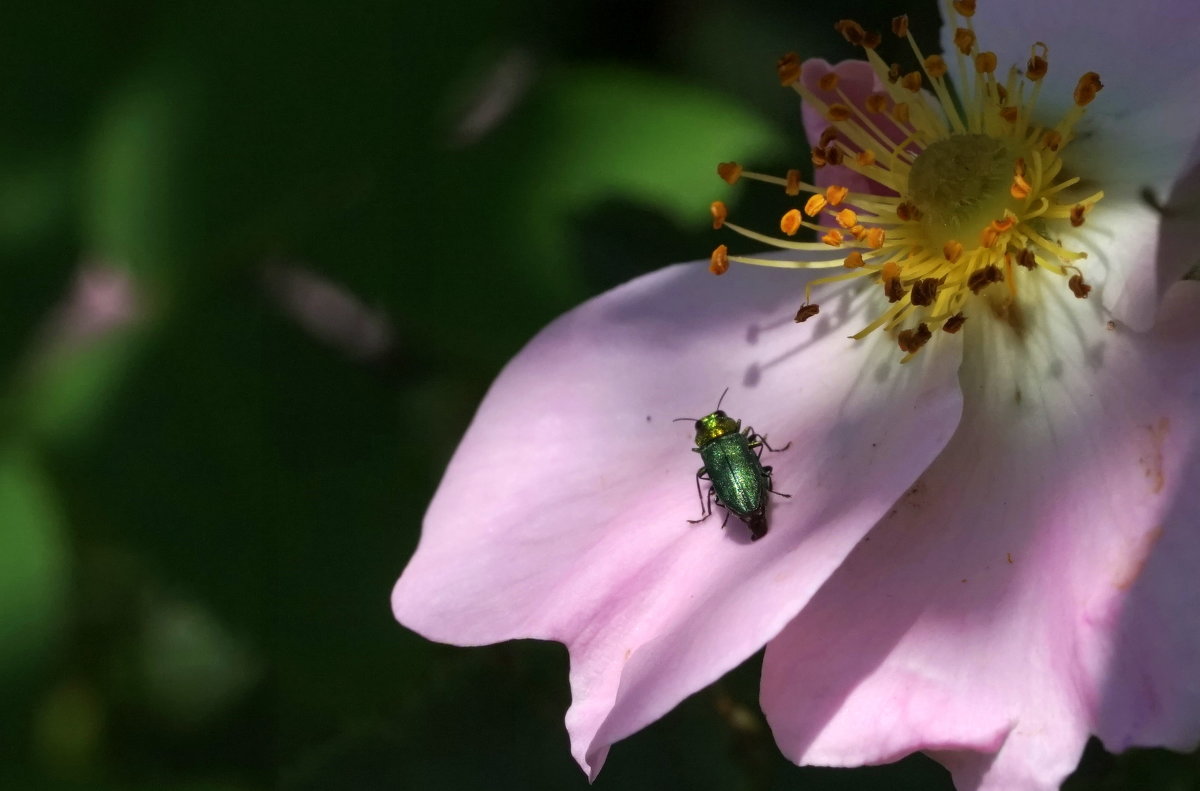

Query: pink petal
949 4 1200 331
393 262 964 777
761 280 1200 790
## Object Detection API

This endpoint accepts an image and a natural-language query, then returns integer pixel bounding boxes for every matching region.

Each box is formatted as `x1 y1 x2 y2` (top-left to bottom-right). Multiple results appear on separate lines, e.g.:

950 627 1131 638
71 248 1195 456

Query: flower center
707 2 1105 361
908 133 1014 240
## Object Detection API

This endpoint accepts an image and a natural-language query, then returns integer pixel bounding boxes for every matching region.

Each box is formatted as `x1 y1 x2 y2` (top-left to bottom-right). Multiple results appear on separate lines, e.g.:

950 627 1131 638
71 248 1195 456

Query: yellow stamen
835 208 859 228
953 28 976 55
710 8 1107 359
717 162 743 184
1074 72 1103 106
777 53 801 86
710 201 727 230
821 229 844 246
780 209 803 236
710 245 729 275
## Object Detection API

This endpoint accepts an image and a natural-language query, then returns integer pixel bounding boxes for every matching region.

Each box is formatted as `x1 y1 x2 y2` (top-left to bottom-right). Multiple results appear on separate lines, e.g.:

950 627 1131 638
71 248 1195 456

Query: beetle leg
744 426 791 453
762 465 792 498
687 467 714 523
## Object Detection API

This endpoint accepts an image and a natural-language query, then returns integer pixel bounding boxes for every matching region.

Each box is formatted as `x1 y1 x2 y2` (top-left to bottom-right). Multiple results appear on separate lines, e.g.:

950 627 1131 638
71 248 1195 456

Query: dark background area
1 1 1196 788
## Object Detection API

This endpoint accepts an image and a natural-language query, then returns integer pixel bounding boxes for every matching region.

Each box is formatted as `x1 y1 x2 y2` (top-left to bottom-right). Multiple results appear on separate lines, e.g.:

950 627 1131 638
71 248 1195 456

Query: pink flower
393 2 1200 788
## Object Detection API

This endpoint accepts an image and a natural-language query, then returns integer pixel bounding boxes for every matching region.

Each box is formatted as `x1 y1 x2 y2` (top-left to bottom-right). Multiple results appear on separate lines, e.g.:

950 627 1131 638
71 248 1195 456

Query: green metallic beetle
679 391 791 541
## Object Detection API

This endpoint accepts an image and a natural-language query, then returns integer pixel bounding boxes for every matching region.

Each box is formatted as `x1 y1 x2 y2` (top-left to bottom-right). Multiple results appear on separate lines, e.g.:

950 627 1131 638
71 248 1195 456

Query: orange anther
710 201 728 229
891 15 909 37
1074 72 1103 106
924 55 948 79
991 216 1015 233
893 102 911 124
975 51 998 74
864 227 886 249
1011 172 1032 200
943 240 964 263
1000 106 1019 123
844 251 866 269
909 277 941 307
780 209 803 236
887 63 902 83
1070 204 1087 227
862 30 882 50
967 265 1003 293
819 127 840 147
794 302 820 323
818 72 839 91
777 53 801 86
953 28 976 55
826 147 845 166
827 104 852 121
804 194 828 217
1068 273 1092 298
825 184 849 206
1040 130 1063 151
821 229 844 247
710 245 729 275
980 226 1000 248
952 0 976 17
942 313 967 333
785 169 802 196
882 260 905 302
849 224 866 240
717 161 743 184
856 149 876 166
811 147 827 167
898 323 932 354
1026 43 1048 82
896 201 919 222
901 71 923 92
834 19 867 46
835 208 858 228
865 92 889 113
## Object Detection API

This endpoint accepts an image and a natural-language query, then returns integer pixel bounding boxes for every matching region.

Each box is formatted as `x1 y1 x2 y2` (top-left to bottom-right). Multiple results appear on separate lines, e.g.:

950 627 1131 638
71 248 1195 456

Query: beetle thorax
694 411 740 447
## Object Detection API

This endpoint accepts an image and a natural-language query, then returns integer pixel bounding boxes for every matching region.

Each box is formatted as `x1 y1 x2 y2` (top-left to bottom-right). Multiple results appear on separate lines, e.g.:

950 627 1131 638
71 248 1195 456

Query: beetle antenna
714 387 730 411
671 416 697 423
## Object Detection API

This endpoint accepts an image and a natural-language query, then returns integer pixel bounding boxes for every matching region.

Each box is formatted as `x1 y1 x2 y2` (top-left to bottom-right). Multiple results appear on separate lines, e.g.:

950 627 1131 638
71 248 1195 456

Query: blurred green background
1 1 1196 789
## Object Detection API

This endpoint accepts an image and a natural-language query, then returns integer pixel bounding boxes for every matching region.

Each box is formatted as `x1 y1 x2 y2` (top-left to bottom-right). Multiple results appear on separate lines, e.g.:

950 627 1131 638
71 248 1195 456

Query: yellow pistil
707 0 1106 361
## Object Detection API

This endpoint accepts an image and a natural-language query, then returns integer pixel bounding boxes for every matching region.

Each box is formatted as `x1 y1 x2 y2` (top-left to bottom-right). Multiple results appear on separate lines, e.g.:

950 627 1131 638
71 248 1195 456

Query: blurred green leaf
326 62 788 368
527 65 784 225
16 325 148 453
0 446 67 687
507 64 785 288
82 66 202 286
